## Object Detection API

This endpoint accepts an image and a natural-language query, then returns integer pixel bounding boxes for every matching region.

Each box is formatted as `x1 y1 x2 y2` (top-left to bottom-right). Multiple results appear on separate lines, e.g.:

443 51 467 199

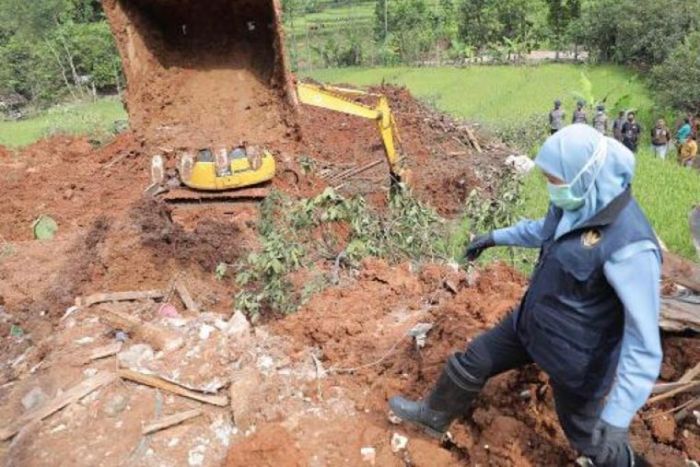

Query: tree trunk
57 32 84 98
45 40 78 100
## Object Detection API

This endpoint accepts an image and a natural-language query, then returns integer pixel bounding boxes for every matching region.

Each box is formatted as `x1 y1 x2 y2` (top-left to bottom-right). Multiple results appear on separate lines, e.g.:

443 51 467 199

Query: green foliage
234 187 446 319
652 32 700 114
575 0 698 66
0 0 122 106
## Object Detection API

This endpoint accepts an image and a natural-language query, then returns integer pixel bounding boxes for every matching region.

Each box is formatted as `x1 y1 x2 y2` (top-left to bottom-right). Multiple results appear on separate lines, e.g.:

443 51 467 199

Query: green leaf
32 215 58 240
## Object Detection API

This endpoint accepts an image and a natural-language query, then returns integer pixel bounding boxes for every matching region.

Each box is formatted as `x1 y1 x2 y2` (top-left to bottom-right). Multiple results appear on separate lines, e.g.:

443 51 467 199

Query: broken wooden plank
0 371 116 441
464 127 482 153
679 361 700 384
118 369 228 407
83 342 123 364
648 381 700 404
78 290 164 307
659 298 700 333
662 251 700 293
98 307 183 351
174 280 199 313
142 409 202 435
651 380 696 395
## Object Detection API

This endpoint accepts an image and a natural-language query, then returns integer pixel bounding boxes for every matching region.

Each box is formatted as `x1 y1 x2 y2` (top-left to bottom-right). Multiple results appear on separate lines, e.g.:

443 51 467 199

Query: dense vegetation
0 0 121 109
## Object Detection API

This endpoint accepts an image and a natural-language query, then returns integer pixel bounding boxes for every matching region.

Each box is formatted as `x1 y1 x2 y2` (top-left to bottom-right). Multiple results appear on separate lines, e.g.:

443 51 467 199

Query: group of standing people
548 100 698 168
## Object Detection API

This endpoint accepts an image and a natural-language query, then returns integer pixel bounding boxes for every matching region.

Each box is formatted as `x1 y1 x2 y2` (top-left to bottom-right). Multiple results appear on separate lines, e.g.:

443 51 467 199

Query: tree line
0 0 121 111
0 0 699 114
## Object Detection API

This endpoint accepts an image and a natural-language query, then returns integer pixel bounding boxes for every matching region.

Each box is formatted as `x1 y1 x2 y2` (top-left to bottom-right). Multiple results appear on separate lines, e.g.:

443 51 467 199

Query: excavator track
158 185 271 204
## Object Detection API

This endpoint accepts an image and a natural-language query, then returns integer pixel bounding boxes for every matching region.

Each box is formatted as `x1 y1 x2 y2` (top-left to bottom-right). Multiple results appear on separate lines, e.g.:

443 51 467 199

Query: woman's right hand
463 233 495 262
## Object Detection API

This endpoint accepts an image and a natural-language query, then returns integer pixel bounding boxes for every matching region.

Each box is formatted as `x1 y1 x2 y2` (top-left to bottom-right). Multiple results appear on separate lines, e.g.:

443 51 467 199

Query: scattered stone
390 433 408 453
158 303 180 319
408 323 433 349
103 393 129 417
83 368 98 378
227 310 251 337
360 447 376 465
518 389 531 400
693 410 700 426
75 336 95 345
21 387 47 411
117 344 154 370
115 331 128 342
387 411 402 425
575 457 595 467
63 188 74 200
188 444 206 466
198 324 215 341
257 355 274 371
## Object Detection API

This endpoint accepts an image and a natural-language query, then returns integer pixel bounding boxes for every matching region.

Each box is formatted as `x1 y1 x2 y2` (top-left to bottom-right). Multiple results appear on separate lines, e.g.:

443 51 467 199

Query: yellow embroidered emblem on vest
581 229 602 248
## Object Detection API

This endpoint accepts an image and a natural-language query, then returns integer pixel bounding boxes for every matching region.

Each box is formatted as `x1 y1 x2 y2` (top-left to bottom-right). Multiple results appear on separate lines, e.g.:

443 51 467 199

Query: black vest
515 188 659 398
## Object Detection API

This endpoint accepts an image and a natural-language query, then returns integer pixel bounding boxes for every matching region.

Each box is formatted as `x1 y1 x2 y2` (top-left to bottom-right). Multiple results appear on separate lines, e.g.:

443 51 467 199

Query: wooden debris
662 251 700 293
98 307 183 351
142 409 202 435
679 361 700 384
652 380 697 395
118 369 228 407
0 371 116 441
659 298 700 333
78 290 164 307
674 398 700 421
84 342 123 364
464 127 482 153
648 381 700 404
174 280 199 313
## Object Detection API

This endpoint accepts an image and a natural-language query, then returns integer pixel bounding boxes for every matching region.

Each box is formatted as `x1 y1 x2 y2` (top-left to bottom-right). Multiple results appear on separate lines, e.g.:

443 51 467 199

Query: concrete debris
227 310 251 337
390 432 408 453
103 393 129 417
387 410 402 425
360 446 376 465
187 444 206 466
21 387 47 411
117 344 154 371
408 323 433 349
198 324 215 341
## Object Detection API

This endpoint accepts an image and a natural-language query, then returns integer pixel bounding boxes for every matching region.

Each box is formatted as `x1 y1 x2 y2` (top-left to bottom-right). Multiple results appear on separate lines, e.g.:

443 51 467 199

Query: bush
652 32 700 113
576 0 697 66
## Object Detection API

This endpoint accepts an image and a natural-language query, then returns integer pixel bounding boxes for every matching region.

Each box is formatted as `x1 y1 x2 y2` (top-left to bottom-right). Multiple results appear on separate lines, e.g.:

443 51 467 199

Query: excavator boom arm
296 83 404 180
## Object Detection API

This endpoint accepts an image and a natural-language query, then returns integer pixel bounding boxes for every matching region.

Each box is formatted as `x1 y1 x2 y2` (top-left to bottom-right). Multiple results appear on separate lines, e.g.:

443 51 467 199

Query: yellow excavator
150 83 407 201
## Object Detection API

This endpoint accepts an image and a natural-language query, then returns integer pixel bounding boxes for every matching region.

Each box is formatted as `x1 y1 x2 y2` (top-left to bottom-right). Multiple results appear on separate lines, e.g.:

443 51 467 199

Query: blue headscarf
534 124 636 238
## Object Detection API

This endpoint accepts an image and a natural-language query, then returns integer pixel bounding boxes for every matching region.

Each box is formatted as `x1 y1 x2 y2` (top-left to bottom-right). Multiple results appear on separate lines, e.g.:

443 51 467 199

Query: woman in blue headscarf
389 124 661 467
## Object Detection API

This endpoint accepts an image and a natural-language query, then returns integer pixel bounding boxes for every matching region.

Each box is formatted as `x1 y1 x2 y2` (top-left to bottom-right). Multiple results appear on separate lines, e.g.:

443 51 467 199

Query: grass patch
306 64 655 127
0 97 127 148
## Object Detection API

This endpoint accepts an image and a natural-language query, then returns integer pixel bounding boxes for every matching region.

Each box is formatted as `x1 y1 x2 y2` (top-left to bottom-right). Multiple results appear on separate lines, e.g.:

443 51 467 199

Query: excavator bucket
102 0 297 150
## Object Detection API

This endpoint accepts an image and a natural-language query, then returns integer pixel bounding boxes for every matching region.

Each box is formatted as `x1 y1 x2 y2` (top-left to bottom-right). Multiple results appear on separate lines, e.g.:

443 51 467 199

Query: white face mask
547 137 608 211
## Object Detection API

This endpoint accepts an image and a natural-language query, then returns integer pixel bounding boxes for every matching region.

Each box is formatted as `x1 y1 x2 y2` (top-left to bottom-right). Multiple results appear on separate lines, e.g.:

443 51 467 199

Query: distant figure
549 100 566 134
676 117 692 159
680 134 698 167
621 112 641 153
572 100 588 124
592 104 608 134
612 111 626 142
650 119 671 159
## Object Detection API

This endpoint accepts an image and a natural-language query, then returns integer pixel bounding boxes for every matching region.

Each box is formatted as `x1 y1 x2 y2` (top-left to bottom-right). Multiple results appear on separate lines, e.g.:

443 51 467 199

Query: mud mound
103 0 297 150
132 197 250 271
277 260 696 465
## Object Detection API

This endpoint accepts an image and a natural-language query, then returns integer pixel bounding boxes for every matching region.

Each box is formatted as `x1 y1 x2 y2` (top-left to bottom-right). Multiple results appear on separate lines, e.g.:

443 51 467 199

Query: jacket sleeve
601 243 662 428
492 218 546 248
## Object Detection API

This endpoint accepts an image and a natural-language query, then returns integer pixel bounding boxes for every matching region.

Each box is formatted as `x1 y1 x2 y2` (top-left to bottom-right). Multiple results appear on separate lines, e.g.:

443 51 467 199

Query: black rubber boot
388 356 482 438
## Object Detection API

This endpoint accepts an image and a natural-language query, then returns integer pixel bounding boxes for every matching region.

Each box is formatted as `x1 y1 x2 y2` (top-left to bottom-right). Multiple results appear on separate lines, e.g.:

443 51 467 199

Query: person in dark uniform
549 99 566 134
389 124 660 467
621 112 641 153
572 100 588 124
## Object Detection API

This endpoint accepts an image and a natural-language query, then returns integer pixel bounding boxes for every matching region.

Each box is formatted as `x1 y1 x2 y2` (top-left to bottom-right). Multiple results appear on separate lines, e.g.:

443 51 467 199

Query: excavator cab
178 146 276 191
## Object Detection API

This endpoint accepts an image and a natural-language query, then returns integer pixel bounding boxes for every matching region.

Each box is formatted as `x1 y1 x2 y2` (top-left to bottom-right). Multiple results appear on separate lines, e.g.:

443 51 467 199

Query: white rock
21 387 47 411
360 447 376 465
188 445 206 466
75 336 95 345
83 368 98 377
390 433 408 453
199 324 215 341
387 411 402 425
117 344 154 370
227 310 251 337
